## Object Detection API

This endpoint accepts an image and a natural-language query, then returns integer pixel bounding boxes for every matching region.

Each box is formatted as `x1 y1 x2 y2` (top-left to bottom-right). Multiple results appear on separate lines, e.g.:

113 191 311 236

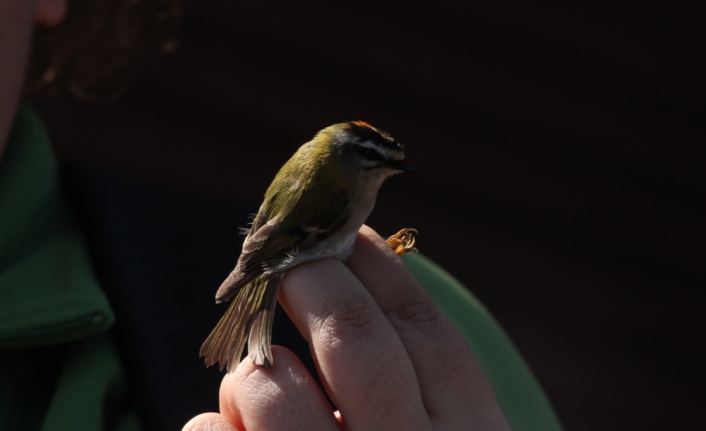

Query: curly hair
27 0 187 101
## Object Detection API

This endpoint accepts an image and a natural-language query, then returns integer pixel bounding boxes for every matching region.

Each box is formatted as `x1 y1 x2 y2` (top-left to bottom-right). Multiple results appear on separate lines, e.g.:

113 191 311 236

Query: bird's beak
390 159 423 174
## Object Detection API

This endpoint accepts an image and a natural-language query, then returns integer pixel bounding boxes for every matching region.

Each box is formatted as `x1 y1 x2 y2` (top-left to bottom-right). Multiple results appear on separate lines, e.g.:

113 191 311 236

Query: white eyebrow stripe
356 140 390 157
357 140 407 162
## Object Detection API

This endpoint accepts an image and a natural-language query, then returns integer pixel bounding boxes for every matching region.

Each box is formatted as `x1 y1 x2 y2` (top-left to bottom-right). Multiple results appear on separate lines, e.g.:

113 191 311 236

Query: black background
31 1 704 429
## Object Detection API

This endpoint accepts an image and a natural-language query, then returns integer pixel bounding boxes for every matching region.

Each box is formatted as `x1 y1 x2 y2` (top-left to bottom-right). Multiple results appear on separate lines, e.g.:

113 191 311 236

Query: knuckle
314 292 379 346
385 292 446 334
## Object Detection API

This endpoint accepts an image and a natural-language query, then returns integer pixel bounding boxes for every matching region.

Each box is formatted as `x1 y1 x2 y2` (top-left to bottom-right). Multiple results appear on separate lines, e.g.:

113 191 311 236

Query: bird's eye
359 147 384 163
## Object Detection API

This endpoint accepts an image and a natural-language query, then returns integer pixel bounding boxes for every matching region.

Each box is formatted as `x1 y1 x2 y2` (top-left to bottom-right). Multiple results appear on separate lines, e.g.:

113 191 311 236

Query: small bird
200 121 419 372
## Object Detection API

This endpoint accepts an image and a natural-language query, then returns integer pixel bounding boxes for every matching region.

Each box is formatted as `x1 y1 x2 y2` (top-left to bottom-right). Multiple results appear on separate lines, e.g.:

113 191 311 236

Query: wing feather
215 156 350 303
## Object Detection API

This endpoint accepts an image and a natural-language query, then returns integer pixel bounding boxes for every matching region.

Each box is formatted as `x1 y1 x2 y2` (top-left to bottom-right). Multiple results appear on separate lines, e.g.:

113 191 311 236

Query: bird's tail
200 274 282 372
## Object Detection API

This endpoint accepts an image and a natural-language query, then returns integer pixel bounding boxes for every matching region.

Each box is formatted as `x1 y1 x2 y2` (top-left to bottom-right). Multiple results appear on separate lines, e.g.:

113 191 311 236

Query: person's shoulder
60 161 254 430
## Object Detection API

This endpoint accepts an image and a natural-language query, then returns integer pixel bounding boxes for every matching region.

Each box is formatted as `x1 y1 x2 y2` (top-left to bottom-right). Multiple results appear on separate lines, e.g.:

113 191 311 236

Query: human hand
183 225 511 430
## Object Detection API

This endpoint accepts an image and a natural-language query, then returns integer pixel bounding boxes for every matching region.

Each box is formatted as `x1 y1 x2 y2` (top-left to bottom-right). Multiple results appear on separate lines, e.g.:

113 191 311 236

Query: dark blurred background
30 1 704 430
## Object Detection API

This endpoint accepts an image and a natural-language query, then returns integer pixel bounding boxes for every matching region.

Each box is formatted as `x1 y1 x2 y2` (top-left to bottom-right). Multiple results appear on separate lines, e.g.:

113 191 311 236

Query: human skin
0 0 65 160
183 225 512 431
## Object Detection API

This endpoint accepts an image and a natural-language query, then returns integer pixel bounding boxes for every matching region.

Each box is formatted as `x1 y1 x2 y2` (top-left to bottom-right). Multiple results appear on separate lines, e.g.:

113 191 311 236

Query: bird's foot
386 228 419 256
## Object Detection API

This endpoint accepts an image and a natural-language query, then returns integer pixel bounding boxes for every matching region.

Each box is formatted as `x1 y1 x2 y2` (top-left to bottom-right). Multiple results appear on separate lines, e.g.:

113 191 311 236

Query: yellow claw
386 228 419 256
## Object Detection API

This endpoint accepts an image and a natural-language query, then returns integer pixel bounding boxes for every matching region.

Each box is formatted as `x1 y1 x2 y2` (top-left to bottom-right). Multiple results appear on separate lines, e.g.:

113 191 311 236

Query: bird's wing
215 185 350 303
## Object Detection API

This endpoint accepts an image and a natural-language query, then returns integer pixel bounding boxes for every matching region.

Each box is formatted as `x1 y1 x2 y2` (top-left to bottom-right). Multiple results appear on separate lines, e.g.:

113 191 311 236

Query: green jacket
0 105 561 430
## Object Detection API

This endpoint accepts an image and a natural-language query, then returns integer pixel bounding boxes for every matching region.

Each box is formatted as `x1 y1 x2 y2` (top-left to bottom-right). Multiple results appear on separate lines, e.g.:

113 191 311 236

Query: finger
279 258 431 430
348 225 507 425
219 346 339 431
181 413 237 431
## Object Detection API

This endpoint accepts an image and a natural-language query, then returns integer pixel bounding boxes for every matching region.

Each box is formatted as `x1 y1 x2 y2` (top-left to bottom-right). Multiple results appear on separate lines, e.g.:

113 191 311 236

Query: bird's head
316 121 421 182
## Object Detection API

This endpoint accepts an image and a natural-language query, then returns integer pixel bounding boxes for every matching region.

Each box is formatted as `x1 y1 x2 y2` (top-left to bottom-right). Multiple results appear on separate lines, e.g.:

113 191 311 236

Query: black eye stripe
358 146 385 162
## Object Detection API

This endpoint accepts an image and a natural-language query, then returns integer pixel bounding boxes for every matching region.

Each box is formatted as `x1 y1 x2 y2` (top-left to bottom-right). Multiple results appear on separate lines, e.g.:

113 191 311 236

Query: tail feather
247 275 281 368
200 274 281 372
